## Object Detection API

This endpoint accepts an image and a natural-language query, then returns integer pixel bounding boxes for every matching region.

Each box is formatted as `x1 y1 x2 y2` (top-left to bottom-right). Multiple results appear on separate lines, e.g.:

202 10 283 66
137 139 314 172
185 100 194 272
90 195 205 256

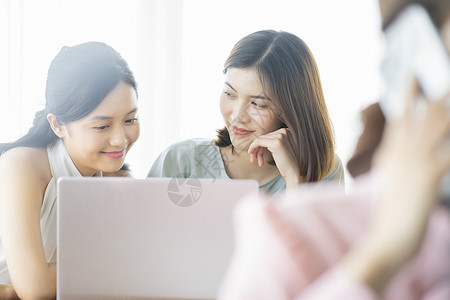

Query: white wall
0 0 383 185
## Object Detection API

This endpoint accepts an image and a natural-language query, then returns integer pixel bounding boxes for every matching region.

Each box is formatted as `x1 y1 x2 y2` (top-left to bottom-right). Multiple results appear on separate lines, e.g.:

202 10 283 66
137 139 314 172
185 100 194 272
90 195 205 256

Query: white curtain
0 0 184 177
0 0 382 181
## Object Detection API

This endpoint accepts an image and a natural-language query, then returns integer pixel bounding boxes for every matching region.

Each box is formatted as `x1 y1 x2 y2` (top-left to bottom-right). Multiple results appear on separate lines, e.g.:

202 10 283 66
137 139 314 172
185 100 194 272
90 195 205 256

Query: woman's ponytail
0 109 58 155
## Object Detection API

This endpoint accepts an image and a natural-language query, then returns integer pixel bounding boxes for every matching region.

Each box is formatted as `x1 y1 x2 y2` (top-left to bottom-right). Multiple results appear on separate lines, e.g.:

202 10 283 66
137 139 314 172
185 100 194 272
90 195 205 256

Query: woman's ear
47 113 66 138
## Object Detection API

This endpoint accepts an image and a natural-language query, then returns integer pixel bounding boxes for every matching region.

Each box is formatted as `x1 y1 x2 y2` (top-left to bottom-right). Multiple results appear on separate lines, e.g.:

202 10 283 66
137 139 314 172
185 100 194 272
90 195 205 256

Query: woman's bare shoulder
0 147 51 190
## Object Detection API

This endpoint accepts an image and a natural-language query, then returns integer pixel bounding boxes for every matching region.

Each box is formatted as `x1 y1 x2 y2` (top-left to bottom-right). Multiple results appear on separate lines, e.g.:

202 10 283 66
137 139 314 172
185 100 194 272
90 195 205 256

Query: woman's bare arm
0 148 56 300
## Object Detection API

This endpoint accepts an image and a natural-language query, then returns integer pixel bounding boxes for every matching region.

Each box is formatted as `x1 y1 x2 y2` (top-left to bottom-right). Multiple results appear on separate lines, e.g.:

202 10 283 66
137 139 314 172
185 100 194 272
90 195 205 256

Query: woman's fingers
427 95 450 140
247 128 300 184
401 76 420 120
256 146 266 167
248 132 283 166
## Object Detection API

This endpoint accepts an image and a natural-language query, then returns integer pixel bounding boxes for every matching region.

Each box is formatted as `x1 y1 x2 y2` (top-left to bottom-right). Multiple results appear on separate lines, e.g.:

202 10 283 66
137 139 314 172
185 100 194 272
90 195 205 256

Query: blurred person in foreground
218 0 450 299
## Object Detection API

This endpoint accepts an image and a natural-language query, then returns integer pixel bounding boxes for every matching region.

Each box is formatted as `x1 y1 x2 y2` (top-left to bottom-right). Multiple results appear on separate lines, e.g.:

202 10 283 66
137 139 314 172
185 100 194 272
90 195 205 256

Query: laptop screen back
57 177 258 299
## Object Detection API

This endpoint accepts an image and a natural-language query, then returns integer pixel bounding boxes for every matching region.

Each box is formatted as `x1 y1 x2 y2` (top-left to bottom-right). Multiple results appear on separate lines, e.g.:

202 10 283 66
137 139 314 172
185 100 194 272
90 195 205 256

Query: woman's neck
219 145 280 186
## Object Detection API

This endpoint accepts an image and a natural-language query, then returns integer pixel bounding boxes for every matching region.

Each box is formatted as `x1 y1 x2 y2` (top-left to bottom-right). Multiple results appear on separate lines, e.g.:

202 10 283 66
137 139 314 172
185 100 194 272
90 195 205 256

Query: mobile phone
380 4 450 205
380 4 450 120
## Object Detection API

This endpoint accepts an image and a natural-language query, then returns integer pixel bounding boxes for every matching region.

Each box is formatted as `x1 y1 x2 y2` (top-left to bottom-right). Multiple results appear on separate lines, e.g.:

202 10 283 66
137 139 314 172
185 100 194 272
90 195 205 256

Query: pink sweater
218 175 450 300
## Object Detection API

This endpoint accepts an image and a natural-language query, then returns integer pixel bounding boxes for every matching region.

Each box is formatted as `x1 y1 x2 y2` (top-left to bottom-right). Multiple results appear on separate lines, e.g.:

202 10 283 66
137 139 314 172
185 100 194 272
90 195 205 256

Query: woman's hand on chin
248 128 302 187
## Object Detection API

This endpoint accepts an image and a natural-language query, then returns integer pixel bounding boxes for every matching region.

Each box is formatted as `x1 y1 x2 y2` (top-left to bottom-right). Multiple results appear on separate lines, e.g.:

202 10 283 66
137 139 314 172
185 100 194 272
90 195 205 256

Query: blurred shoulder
159 138 217 159
164 138 215 152
148 138 217 178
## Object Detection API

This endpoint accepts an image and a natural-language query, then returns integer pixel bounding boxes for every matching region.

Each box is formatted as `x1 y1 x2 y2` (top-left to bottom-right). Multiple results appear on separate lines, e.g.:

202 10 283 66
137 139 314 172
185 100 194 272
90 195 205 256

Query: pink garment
218 175 450 300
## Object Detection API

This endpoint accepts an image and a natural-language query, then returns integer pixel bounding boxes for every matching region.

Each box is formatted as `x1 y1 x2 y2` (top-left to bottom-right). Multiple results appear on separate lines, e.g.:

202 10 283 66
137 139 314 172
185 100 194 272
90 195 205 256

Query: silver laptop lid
57 177 258 300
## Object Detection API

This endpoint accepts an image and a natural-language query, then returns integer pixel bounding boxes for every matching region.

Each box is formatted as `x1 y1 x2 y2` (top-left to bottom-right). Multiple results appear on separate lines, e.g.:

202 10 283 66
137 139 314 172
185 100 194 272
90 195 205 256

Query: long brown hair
215 30 335 182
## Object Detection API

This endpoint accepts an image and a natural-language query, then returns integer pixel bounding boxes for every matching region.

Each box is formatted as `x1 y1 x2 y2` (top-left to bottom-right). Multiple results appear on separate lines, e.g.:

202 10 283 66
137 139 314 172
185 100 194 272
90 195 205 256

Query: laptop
57 177 258 300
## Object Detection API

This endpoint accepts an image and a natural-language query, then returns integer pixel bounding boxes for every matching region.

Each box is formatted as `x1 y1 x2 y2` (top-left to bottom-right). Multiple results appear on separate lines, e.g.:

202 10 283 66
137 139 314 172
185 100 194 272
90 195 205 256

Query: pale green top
148 139 344 194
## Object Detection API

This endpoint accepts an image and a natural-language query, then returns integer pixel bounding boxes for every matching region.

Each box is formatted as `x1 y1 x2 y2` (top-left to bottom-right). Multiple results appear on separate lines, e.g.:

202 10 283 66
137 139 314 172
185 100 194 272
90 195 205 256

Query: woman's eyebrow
225 82 267 100
224 82 237 92
126 108 138 115
88 108 138 121
250 95 267 100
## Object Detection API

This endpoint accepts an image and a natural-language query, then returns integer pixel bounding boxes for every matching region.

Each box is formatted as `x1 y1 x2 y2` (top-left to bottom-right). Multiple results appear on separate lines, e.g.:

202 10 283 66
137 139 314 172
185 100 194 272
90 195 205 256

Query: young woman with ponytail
0 42 140 299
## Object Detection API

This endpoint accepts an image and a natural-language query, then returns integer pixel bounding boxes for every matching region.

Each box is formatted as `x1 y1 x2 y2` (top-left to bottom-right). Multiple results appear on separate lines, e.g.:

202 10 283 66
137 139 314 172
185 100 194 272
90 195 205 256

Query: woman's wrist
341 200 432 294
340 231 403 293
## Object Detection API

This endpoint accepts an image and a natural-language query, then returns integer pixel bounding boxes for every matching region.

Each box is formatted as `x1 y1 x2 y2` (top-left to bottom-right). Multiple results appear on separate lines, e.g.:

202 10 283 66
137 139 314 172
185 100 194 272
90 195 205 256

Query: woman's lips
102 150 125 159
232 126 253 136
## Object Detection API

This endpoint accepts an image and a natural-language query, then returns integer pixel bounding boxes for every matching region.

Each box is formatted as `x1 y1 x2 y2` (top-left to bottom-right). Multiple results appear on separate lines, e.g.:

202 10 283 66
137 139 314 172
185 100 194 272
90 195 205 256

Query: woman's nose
231 101 251 124
109 127 127 147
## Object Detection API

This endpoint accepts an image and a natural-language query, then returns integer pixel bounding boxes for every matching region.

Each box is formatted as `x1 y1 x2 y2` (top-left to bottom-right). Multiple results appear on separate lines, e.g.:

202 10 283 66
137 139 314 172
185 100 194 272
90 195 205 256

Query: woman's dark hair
0 41 137 155
215 30 335 182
